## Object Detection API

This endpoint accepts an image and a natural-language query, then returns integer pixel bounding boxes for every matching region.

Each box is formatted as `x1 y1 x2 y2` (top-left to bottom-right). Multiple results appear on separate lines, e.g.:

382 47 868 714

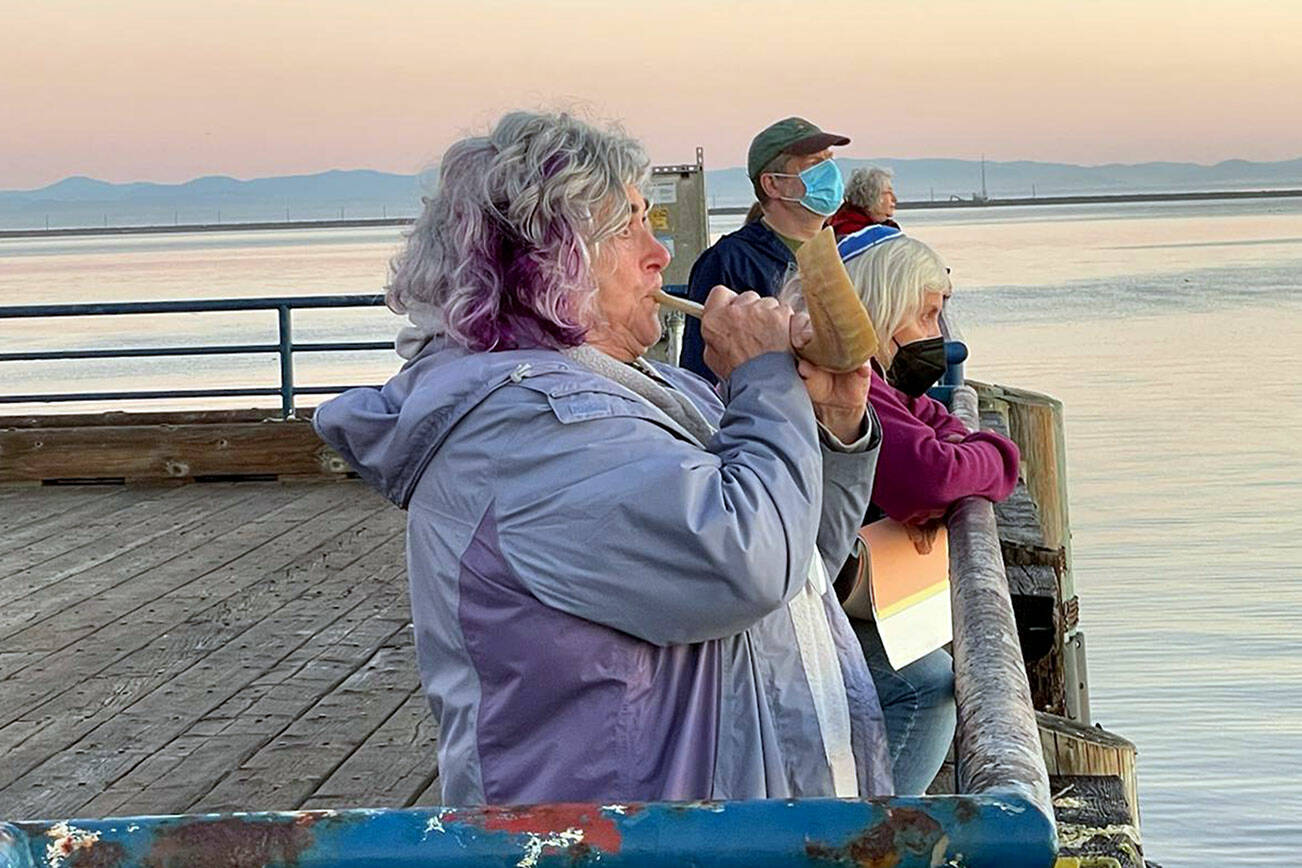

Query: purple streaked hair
387 111 651 352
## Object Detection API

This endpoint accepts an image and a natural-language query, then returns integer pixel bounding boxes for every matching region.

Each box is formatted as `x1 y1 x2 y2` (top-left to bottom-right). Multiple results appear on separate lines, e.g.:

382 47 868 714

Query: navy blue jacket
680 219 796 382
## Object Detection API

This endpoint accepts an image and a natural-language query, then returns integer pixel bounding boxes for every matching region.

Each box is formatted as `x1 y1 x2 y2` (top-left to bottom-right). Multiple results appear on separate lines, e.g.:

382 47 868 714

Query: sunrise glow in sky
3 0 1300 189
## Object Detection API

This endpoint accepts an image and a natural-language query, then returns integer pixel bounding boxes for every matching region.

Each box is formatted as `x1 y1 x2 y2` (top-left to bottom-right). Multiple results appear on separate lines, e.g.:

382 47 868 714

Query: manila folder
842 518 951 670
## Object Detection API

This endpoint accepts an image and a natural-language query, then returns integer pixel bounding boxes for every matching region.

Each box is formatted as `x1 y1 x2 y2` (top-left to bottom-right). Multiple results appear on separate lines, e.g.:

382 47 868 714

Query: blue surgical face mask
771 158 844 217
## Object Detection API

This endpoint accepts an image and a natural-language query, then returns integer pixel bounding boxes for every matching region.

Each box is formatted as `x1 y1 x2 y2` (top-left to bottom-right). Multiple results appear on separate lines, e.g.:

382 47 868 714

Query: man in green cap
679 117 850 382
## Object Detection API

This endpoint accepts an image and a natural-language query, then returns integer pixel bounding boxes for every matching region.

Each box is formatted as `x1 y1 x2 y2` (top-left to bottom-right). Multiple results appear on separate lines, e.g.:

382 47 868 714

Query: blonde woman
785 227 1019 793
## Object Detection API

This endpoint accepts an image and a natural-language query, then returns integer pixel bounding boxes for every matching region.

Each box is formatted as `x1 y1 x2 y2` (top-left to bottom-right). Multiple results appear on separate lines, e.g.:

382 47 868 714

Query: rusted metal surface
1 797 1057 868
947 385 1056 826
803 805 945 866
1061 595 1080 631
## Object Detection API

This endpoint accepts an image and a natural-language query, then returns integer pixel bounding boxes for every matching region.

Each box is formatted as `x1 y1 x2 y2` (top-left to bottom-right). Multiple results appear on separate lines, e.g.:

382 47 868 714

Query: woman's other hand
795 355 871 444
904 520 944 555
701 286 795 380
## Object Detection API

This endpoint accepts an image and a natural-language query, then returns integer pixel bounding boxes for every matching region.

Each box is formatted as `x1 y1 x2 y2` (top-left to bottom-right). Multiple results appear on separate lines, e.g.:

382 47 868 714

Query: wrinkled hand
904 520 943 555
701 286 794 381
793 315 872 442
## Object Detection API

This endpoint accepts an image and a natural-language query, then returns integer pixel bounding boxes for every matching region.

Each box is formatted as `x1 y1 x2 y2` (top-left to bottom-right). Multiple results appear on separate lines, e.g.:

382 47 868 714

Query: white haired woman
829 166 899 236
314 111 894 805
785 229 1019 793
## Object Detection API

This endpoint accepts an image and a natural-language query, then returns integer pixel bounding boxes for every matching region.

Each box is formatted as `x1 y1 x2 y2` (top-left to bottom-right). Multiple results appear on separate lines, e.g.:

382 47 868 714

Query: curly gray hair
387 111 651 354
844 166 894 212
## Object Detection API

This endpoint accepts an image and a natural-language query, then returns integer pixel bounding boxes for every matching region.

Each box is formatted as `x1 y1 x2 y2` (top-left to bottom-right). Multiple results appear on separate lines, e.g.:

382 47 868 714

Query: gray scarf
561 345 715 447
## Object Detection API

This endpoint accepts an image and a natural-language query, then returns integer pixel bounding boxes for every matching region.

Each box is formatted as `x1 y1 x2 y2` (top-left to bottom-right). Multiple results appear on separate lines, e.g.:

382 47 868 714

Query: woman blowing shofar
313 111 894 805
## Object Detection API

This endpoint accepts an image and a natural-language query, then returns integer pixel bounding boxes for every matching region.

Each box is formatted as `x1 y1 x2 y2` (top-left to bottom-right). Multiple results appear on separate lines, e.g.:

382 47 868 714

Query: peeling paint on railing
1 798 1056 868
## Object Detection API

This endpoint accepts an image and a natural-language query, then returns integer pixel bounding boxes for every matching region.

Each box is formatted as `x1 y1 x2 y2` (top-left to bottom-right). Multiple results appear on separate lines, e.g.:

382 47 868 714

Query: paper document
842 519 952 669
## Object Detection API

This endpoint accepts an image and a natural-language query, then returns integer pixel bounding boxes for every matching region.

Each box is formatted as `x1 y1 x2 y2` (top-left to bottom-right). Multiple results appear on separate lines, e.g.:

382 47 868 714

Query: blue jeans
851 617 956 794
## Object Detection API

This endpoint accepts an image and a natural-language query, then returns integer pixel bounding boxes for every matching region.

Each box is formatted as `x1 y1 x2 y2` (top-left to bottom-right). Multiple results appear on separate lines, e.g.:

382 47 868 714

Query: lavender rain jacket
313 339 893 805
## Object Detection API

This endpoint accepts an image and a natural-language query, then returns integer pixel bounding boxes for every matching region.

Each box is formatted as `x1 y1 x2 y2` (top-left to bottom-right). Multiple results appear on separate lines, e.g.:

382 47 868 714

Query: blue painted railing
0 294 390 419
0 796 1054 868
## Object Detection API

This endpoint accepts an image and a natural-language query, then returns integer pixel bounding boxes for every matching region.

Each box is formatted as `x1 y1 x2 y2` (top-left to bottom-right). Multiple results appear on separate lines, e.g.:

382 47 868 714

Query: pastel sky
3 0 1299 189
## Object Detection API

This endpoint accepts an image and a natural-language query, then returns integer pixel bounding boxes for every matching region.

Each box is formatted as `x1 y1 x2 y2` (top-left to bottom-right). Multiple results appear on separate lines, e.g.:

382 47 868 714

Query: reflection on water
3 199 1301 865
965 304 1302 867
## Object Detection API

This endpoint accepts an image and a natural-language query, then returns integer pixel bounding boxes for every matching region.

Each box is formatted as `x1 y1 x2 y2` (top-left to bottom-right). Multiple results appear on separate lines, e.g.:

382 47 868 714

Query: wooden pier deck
0 480 436 822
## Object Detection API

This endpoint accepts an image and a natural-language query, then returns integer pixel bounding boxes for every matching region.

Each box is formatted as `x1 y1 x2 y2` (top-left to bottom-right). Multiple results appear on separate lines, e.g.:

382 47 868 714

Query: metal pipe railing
0 294 389 419
0 295 386 318
0 291 700 419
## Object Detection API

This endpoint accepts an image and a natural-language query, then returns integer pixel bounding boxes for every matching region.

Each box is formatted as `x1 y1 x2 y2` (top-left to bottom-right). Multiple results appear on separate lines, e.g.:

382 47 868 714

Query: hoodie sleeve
910 392 971 441
814 408 881 581
490 352 872 646
868 376 1020 525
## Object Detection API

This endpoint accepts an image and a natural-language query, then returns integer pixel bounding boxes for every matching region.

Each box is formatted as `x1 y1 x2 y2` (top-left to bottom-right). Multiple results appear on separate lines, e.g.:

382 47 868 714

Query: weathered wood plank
0 485 320 651
0 419 349 483
82 563 411 817
0 483 352 708
193 639 417 813
1040 728 1059 776
412 773 443 808
0 483 124 535
82 582 411 817
0 486 148 557
76 733 273 819
0 493 389 741
1050 773 1144 867
0 490 397 799
0 510 406 818
0 650 46 675
0 483 262 617
299 685 438 810
1038 712 1139 829
0 409 317 430
1005 563 1057 599
0 482 253 598
992 487 1048 549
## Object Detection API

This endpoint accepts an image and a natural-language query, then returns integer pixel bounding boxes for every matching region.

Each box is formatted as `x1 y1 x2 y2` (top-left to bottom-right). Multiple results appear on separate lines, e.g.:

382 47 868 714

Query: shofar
792 226 879 372
653 227 878 372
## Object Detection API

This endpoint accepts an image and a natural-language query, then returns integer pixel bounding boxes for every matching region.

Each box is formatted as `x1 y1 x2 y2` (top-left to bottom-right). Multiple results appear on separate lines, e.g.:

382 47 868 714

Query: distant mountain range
0 169 433 229
3 157 1301 230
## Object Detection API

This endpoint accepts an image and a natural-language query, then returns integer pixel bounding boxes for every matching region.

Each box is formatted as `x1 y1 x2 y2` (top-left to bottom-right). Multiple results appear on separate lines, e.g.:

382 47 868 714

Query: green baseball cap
747 117 851 181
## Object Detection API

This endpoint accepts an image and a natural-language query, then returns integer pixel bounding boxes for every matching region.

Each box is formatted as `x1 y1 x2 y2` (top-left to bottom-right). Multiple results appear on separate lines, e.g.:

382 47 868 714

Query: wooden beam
0 414 349 483
1038 712 1139 830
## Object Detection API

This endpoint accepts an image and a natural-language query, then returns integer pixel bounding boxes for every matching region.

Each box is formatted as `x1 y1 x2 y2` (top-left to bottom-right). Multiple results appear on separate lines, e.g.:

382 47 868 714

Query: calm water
3 199 1301 864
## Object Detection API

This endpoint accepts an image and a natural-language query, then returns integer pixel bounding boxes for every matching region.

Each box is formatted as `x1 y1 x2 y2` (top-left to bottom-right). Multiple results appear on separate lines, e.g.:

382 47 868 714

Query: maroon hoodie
867 365 1020 525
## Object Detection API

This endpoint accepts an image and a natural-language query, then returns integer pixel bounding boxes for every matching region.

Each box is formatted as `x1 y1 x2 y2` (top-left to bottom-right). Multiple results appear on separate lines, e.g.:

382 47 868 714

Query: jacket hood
312 339 576 508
